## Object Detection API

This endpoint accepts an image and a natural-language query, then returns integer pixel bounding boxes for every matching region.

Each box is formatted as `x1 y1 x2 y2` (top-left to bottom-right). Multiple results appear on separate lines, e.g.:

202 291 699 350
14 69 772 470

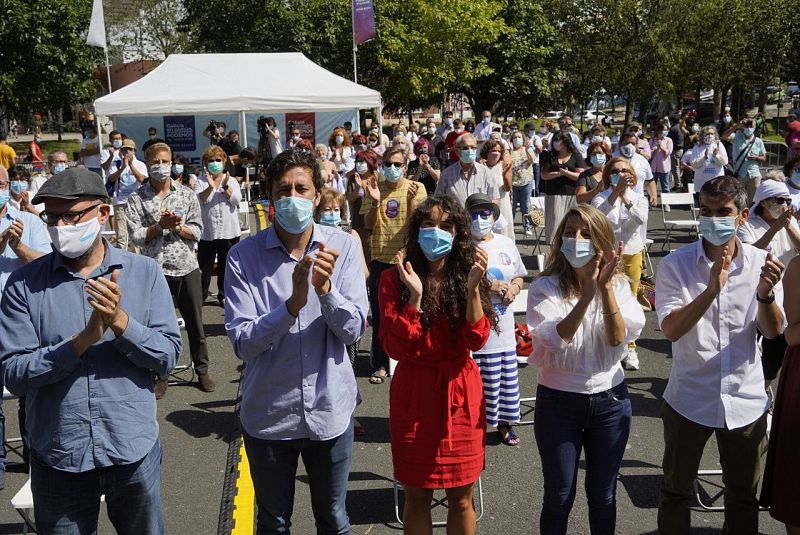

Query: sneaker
622 349 640 371
663 204 671 212
154 377 169 400
198 372 217 392
524 229 533 236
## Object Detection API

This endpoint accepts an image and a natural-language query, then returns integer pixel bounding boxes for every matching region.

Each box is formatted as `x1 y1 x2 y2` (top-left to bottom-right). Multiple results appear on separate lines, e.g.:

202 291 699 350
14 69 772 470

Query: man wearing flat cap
0 167 182 534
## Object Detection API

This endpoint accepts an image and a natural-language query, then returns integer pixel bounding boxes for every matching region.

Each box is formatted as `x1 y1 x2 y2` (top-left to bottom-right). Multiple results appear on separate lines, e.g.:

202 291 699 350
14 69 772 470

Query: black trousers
165 269 209 374
367 260 394 372
198 237 240 299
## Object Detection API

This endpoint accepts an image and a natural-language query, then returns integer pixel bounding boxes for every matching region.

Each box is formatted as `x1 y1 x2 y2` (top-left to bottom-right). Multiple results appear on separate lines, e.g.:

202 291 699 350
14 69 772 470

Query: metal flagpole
104 47 113 93
351 0 358 83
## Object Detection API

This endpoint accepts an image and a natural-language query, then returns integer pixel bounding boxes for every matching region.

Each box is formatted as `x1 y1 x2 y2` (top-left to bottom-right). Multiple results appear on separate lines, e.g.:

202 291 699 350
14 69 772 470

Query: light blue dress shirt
224 223 368 441
0 206 51 292
0 242 182 472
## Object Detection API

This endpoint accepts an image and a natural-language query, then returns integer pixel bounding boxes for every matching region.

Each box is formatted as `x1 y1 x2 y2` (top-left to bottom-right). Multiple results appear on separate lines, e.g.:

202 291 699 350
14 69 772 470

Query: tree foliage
0 0 102 117
107 0 192 62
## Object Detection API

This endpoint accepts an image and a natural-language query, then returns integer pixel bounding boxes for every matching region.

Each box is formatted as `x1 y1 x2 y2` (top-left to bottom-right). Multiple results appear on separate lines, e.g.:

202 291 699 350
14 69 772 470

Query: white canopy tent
93 52 382 147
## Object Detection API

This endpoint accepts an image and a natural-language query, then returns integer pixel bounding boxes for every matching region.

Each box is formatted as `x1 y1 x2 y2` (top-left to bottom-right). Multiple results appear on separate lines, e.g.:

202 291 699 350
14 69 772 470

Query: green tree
0 0 102 121
107 0 192 62
461 0 561 116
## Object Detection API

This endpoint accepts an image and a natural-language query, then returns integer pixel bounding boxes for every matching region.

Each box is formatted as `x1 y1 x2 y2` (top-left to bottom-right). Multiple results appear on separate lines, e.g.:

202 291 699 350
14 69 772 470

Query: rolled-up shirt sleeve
114 262 182 376
655 253 685 328
224 247 297 362
0 277 82 395
317 236 367 345
184 194 203 241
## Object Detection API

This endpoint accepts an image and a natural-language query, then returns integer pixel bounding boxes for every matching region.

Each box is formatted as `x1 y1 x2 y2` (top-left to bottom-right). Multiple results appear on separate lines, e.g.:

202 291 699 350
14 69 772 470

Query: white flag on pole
86 0 107 49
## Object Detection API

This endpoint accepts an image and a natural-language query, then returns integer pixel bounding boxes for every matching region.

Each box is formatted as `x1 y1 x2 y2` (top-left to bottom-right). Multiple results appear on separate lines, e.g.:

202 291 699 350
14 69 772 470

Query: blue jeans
654 172 670 193
31 440 164 535
244 422 354 535
533 163 541 196
534 383 632 535
512 182 534 232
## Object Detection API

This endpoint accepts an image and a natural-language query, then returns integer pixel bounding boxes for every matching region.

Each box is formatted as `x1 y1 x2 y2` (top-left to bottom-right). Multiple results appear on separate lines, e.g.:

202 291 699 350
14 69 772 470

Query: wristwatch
756 292 775 304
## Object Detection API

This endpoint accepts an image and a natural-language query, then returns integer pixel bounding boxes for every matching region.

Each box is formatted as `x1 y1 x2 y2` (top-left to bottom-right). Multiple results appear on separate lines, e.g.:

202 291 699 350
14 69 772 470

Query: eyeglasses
385 162 404 168
609 168 630 174
40 202 102 226
469 209 493 220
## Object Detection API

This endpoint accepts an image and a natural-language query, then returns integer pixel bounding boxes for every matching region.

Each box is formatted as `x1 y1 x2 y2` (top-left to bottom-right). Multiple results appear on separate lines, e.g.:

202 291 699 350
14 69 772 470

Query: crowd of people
0 107 799 535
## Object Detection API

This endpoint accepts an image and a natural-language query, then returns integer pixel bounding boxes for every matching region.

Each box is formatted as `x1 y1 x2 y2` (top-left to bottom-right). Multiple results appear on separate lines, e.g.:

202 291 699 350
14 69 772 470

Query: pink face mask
487 152 501 165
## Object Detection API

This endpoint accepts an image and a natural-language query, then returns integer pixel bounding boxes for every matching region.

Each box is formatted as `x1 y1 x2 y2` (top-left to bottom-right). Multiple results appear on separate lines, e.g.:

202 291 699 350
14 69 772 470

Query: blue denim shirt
224 224 368 441
0 241 182 472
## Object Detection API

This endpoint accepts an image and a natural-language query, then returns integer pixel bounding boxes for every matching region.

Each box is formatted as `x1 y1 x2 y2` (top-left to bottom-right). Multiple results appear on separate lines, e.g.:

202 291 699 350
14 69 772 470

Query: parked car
542 110 563 120
575 110 613 126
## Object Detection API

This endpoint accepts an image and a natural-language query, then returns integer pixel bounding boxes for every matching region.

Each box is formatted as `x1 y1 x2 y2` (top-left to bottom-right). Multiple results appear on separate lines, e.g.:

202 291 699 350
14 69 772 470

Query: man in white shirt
106 138 148 250
473 111 499 144
614 132 657 206
436 111 455 139
79 124 103 175
655 176 785 535
435 133 499 206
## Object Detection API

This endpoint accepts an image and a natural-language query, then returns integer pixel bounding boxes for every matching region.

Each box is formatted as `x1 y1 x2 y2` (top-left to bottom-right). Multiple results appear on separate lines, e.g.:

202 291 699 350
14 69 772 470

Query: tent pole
353 45 358 84
239 111 248 148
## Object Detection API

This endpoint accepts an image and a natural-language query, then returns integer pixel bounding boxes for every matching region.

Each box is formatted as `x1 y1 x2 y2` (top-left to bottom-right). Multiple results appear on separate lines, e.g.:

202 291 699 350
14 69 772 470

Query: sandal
369 369 387 384
354 418 366 436
497 424 521 446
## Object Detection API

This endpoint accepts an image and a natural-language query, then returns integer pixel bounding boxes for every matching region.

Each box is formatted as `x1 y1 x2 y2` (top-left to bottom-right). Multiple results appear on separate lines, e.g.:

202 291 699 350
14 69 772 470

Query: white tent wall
116 110 358 165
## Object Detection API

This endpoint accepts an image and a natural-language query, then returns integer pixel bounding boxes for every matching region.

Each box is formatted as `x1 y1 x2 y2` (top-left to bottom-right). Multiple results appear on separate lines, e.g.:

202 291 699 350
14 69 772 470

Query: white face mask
149 163 171 182
356 162 369 174
48 217 101 259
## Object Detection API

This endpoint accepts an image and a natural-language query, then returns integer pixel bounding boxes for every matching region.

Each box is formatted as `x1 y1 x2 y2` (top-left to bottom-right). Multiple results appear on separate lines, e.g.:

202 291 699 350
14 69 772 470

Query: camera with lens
257 116 270 136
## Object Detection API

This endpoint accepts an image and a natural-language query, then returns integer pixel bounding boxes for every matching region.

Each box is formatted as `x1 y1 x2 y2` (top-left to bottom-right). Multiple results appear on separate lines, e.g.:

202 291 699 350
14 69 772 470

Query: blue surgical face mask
207 161 224 174
698 215 738 246
319 211 341 227
274 196 315 234
610 173 621 186
560 237 595 269
112 139 122 149
590 154 606 166
0 190 9 209
172 164 184 176
743 127 754 137
460 148 477 164
10 180 28 195
471 216 493 237
620 144 635 158
418 227 454 261
53 162 67 174
383 164 403 183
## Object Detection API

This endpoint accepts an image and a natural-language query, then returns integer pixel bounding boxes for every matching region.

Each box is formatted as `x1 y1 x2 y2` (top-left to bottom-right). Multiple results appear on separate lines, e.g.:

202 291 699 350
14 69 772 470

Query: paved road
0 208 786 534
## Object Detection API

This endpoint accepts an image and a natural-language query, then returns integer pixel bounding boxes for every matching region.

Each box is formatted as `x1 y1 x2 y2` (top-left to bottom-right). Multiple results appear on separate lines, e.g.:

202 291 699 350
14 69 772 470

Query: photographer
219 130 243 173
203 120 226 146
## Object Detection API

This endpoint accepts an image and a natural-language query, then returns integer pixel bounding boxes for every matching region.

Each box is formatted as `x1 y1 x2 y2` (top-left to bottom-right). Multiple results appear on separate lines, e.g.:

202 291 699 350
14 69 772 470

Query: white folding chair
239 200 251 237
659 192 699 250
169 317 195 385
2 387 24 463
644 238 655 275
511 289 536 426
393 477 484 527
529 196 547 255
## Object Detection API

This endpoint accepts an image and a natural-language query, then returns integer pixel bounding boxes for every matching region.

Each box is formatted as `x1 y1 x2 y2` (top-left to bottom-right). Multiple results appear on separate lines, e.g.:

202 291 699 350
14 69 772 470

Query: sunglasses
208 158 223 163
469 209 493 220
385 162 404 168
768 198 792 206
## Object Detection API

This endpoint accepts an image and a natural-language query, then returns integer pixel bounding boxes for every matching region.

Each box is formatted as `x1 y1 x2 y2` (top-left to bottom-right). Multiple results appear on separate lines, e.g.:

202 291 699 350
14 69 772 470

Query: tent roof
94 53 381 116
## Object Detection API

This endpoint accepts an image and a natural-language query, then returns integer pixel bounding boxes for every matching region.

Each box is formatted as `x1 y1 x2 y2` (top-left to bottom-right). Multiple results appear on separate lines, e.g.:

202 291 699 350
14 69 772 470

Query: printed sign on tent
286 113 316 144
163 116 196 152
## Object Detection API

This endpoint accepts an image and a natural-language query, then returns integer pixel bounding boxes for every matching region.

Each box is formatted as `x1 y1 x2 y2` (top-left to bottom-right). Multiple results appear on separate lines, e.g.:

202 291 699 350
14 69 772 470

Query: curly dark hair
265 147 324 198
401 195 499 332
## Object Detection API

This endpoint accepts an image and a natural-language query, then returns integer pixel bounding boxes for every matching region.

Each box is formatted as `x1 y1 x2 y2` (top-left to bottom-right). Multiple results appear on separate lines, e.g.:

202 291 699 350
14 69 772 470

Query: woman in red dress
379 195 497 534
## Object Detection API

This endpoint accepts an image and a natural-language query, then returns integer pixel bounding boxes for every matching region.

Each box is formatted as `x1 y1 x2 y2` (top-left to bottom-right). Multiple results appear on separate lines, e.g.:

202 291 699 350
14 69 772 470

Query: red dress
379 268 490 489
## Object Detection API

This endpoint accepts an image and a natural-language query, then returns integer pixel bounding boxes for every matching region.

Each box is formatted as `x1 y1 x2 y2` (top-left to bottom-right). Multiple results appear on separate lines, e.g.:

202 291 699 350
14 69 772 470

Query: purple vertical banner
352 0 376 46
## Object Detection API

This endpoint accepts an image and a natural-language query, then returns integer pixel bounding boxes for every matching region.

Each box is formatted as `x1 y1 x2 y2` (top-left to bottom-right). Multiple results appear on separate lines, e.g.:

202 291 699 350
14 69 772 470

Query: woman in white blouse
526 203 645 535
197 145 243 306
591 157 649 371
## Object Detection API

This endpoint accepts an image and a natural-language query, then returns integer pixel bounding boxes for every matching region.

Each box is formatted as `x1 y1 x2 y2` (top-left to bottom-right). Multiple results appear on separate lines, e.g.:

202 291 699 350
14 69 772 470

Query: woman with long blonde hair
526 203 645 534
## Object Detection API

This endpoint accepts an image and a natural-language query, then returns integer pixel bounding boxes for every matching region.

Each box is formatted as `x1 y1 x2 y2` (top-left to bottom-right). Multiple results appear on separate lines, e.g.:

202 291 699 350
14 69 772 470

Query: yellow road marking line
230 439 255 534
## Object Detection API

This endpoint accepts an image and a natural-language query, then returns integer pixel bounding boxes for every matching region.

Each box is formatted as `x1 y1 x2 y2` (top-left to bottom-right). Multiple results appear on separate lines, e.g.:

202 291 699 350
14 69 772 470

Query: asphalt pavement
0 206 787 534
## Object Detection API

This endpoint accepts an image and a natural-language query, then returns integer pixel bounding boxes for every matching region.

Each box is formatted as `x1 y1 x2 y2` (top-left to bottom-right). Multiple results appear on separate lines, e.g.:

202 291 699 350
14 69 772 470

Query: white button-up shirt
527 275 645 394
591 187 648 255
196 174 243 241
656 239 781 429
611 152 653 194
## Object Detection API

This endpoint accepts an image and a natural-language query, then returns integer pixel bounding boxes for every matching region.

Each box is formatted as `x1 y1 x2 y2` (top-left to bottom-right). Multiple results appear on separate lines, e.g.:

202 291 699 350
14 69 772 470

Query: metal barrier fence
762 141 788 172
